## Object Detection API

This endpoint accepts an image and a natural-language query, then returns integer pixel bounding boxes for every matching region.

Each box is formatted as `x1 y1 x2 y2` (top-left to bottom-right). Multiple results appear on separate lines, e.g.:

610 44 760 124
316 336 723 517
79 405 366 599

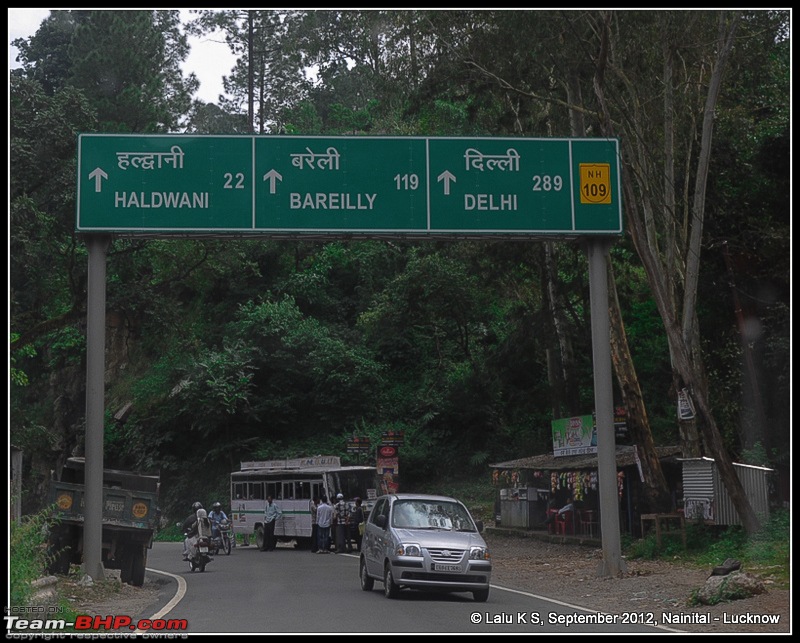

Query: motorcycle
210 518 233 556
183 509 214 572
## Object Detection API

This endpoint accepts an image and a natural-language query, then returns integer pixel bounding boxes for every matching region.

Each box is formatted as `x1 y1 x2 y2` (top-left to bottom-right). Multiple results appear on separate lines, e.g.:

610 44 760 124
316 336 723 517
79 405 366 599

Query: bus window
232 482 245 499
296 481 311 500
266 482 280 499
282 481 294 500
250 482 264 500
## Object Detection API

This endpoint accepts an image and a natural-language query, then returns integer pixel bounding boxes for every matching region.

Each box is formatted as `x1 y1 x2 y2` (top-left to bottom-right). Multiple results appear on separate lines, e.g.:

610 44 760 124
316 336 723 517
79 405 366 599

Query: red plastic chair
555 510 574 535
546 509 559 534
579 509 598 537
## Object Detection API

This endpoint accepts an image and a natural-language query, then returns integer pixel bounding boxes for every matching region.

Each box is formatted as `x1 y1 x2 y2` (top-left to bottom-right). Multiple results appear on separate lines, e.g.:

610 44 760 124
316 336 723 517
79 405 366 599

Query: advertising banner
551 415 597 457
377 445 400 494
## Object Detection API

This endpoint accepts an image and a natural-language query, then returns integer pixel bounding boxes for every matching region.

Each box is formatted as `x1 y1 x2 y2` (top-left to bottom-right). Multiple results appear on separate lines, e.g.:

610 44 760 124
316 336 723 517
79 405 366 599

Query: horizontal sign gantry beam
76 135 623 237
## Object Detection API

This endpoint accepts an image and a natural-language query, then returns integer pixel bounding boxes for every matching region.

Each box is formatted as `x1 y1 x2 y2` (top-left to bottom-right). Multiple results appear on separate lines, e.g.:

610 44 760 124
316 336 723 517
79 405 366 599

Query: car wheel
383 564 399 599
360 557 374 591
473 588 490 603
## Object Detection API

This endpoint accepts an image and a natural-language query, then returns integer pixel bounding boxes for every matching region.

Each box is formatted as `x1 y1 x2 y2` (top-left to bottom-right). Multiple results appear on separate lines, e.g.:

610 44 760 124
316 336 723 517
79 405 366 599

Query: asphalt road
143 541 672 634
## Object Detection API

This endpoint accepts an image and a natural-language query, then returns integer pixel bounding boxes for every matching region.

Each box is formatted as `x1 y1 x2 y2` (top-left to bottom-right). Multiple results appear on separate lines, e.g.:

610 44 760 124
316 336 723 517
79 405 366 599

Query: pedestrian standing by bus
333 493 349 553
310 496 320 553
263 495 282 551
347 497 365 553
316 495 333 553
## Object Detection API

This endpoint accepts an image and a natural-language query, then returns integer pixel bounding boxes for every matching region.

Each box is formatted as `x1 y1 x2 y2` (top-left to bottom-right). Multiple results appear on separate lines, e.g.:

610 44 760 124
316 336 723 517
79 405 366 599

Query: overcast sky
8 8 234 104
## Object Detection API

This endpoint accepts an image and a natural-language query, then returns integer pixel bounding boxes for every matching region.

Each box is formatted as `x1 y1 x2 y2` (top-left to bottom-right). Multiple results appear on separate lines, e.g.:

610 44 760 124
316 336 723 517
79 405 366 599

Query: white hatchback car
359 493 492 602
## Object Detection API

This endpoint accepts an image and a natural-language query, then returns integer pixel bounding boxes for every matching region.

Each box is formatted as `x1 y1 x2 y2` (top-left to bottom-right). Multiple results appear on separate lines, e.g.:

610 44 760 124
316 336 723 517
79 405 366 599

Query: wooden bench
640 513 686 548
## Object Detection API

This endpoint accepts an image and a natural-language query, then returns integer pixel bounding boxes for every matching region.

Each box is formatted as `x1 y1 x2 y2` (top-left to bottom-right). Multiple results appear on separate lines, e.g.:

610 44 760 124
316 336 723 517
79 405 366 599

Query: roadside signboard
551 415 598 457
76 134 622 236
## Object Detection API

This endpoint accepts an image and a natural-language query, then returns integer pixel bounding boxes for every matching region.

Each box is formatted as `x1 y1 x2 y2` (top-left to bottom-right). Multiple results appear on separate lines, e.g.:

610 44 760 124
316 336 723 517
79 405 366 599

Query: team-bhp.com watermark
6 609 188 638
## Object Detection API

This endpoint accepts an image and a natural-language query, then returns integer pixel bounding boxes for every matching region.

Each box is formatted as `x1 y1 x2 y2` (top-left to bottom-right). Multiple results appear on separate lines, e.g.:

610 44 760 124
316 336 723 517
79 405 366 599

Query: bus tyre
256 526 267 551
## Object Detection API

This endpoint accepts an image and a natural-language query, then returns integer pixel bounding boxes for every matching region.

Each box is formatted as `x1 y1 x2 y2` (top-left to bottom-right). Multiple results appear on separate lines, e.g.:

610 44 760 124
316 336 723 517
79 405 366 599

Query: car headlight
396 543 422 557
469 546 490 560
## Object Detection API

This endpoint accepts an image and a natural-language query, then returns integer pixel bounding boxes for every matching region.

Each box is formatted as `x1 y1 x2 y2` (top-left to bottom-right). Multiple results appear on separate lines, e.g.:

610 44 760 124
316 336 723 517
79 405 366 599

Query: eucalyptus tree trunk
247 10 254 132
565 67 671 511
592 11 760 533
544 242 581 417
607 262 671 511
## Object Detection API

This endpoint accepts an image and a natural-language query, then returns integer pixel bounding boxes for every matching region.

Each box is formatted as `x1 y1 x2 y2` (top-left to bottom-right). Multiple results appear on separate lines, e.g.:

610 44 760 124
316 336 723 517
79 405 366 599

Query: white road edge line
138 567 187 624
491 583 684 633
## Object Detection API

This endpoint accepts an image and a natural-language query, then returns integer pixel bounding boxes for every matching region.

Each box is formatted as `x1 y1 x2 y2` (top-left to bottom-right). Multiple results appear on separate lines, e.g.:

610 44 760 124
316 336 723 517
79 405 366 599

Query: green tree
68 10 197 132
186 10 309 133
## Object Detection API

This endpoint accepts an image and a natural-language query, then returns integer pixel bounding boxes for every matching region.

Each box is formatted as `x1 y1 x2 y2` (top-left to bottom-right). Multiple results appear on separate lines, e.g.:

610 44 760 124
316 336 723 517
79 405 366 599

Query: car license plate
434 563 463 572
199 546 208 553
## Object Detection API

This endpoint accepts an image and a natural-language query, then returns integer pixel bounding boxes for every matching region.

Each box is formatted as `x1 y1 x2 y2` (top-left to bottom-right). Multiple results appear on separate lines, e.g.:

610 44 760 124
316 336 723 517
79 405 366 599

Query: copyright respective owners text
469 610 782 628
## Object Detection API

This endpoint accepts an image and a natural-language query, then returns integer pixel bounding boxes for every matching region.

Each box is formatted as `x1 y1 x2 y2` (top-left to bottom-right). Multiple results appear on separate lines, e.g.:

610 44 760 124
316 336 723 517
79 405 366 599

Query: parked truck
46 457 160 586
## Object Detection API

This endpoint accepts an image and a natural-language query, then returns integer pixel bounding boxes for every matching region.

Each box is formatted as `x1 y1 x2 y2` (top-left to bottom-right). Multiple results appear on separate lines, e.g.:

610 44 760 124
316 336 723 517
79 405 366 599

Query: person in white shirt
263 496 282 551
316 495 334 553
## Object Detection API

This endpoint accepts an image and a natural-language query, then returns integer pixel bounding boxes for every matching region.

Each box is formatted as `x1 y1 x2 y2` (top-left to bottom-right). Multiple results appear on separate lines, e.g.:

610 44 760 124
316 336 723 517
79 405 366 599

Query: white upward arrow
262 169 283 194
88 167 108 193
437 170 456 195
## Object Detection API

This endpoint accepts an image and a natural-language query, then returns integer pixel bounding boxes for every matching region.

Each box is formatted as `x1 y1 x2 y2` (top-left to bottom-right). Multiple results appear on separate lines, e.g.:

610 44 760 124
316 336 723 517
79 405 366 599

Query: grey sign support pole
83 234 110 581
587 239 626 578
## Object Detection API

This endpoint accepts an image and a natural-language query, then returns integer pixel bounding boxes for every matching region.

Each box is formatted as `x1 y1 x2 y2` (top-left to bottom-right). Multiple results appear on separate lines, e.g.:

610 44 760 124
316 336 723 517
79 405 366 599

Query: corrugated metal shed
490 445 682 471
681 457 774 526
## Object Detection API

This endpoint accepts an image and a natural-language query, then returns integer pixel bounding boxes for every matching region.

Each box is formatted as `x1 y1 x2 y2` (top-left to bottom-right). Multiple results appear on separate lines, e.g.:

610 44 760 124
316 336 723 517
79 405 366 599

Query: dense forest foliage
10 10 789 522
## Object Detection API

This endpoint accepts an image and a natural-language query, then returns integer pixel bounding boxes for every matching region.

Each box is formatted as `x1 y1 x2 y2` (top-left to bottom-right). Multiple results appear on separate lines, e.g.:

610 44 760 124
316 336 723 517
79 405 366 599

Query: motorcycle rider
182 501 203 561
208 502 228 540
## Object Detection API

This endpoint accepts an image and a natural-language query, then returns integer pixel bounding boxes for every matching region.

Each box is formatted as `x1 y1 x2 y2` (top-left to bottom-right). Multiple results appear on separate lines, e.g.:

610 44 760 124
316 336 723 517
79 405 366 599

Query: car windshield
391 499 476 531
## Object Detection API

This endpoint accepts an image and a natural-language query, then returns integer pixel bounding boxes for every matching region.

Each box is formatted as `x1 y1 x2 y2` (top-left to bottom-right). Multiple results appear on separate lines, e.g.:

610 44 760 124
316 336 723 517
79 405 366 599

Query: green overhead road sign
76 134 622 236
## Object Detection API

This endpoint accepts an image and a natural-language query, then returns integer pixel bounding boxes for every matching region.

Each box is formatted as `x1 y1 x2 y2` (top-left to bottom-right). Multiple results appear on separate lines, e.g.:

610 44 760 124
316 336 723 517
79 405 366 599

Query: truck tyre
130 546 147 586
119 546 134 584
48 539 72 575
46 527 73 575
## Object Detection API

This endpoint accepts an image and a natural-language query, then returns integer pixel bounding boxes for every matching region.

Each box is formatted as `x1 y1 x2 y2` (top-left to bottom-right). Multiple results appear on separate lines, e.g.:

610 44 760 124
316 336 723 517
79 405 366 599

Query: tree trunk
607 261 672 512
592 11 760 534
247 11 254 133
544 242 581 416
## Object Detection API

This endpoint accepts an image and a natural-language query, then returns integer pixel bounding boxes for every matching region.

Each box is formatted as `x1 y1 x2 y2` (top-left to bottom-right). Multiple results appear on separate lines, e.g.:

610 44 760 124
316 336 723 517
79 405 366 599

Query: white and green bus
230 456 379 550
